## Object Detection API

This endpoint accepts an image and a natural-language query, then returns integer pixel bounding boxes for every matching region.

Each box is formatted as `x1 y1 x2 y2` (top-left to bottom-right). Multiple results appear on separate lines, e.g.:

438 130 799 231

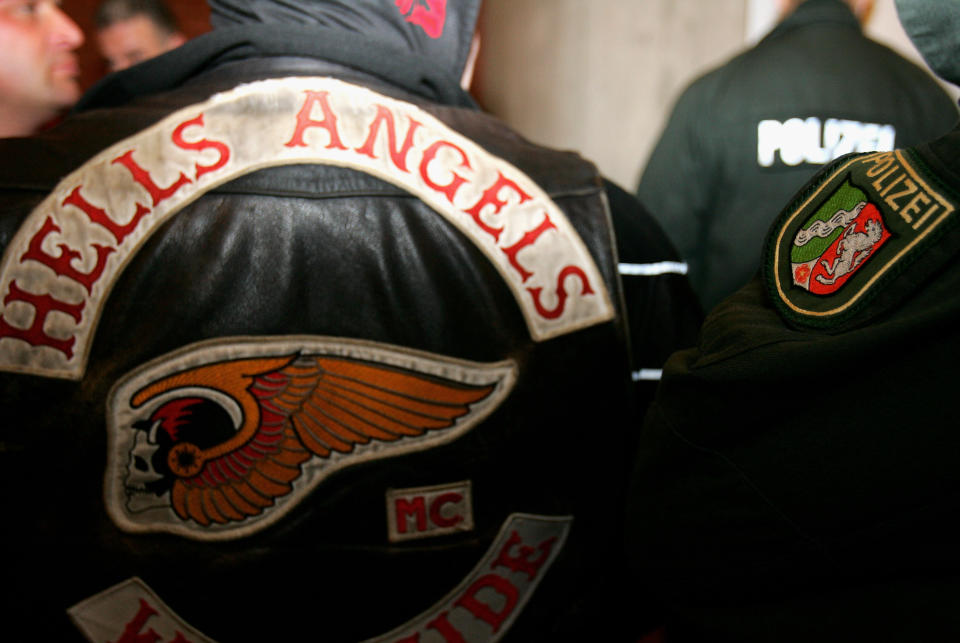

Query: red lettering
501 213 556 282
419 140 471 203
425 611 467 643
397 0 447 39
355 105 422 172
113 150 192 208
454 574 519 633
527 266 594 320
284 90 348 150
462 172 531 242
20 217 113 293
110 598 161 643
492 530 558 581
429 492 463 528
171 114 231 179
396 496 427 534
63 185 150 246
109 599 193 643
0 281 82 358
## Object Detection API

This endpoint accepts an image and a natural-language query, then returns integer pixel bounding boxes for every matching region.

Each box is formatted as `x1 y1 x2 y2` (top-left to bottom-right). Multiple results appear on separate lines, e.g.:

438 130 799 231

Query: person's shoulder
761 129 960 333
859 35 954 91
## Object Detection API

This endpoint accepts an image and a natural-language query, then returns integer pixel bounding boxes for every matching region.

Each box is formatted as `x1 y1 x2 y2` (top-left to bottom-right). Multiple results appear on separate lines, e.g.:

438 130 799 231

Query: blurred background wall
472 0 956 191
59 0 952 193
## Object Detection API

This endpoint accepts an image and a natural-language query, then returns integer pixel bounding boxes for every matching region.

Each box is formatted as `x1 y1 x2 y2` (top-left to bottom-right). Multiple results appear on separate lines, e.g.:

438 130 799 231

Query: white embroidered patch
0 77 614 380
105 336 516 541
70 514 569 643
387 480 475 542
68 577 215 643
367 513 571 642
757 116 896 167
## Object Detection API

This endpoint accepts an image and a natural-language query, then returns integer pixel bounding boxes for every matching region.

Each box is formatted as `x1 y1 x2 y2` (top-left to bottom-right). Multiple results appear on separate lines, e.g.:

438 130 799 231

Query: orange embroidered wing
162 354 495 527
276 356 496 457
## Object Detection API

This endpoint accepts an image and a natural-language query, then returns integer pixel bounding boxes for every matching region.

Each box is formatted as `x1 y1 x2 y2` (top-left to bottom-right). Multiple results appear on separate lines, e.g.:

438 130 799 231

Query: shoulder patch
765 150 959 329
0 77 613 380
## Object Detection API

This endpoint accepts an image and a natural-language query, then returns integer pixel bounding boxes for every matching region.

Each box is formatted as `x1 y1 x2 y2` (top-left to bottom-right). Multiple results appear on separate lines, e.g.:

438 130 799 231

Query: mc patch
105 336 516 541
766 150 958 329
387 480 475 542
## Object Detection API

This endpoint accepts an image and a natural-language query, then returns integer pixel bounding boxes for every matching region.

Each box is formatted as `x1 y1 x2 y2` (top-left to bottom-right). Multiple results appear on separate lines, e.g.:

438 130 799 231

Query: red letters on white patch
69 514 569 642
388 481 475 542
68 577 215 643
0 77 613 380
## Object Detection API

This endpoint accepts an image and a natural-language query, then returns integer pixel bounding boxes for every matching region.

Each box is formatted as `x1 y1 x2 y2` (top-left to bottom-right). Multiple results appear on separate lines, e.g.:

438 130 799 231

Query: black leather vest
0 58 634 642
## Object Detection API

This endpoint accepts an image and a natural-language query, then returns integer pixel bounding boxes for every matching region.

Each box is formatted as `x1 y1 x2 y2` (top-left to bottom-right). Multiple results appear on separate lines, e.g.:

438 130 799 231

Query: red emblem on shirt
395 0 447 38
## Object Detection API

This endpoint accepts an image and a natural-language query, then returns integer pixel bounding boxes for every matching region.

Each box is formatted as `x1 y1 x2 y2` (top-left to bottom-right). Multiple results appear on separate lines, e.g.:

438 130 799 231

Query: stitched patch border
767 150 957 327
105 335 516 541
387 480 475 542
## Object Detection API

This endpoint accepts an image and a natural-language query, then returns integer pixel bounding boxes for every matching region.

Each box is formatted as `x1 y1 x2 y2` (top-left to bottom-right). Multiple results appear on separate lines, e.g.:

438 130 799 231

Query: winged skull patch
106 337 516 540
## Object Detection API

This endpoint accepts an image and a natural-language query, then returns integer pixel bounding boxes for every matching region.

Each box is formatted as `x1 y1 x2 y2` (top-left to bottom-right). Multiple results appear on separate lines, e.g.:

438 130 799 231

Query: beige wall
475 0 747 191
473 0 954 192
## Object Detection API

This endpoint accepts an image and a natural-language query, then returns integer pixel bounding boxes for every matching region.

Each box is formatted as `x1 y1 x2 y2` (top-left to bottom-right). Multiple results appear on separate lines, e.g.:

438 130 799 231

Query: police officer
637 0 958 311
628 0 960 639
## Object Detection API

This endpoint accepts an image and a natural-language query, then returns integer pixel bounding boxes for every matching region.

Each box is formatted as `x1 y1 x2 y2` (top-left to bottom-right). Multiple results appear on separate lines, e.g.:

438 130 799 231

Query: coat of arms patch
766 150 957 329
789 181 891 294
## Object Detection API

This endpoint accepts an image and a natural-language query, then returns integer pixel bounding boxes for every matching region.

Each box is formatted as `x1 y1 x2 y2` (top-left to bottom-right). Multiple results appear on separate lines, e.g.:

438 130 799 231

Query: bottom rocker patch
68 514 571 643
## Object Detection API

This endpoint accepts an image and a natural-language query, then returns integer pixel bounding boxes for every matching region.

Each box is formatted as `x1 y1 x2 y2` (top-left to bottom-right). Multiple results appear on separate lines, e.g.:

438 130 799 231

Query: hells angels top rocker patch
766 150 958 329
0 77 613 380
106 336 516 540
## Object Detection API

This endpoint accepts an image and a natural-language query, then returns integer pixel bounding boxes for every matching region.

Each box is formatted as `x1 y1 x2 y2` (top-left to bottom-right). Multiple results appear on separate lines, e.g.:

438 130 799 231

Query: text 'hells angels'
0 78 612 379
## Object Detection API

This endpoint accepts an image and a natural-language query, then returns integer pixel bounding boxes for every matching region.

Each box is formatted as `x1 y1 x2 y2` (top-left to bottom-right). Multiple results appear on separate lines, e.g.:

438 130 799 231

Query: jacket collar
768 0 860 40
75 24 477 113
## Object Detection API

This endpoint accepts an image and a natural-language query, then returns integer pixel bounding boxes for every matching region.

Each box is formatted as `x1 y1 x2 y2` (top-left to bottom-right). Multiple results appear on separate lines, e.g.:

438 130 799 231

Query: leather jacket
0 43 660 640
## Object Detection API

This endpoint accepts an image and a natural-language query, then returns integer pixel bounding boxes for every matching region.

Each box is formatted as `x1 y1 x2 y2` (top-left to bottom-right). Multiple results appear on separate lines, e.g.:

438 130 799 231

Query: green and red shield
790 180 891 295
765 150 958 330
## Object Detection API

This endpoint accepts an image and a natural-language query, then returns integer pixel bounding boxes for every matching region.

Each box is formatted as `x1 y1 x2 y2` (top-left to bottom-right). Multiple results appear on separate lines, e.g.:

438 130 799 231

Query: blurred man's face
0 0 84 136
97 14 185 72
